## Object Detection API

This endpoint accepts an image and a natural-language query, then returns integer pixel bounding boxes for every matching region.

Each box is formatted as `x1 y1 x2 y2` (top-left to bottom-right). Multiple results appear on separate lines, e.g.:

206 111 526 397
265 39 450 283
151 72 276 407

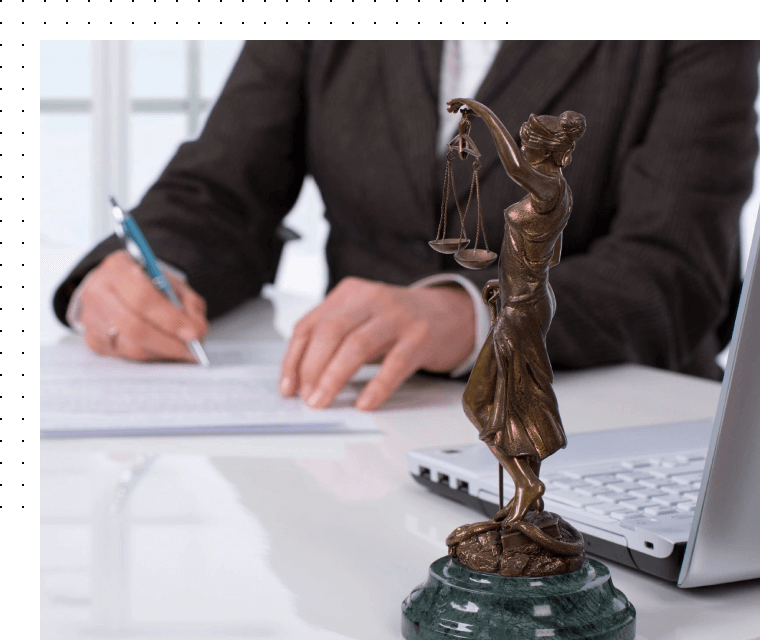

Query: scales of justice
401 99 636 639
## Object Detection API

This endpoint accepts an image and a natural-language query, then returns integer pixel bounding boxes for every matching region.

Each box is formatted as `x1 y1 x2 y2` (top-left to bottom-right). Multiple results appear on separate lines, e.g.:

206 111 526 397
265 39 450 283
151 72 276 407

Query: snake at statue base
446 514 584 557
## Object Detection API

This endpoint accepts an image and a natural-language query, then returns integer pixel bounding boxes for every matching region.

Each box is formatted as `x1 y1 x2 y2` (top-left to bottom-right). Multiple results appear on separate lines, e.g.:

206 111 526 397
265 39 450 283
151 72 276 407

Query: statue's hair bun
559 111 586 143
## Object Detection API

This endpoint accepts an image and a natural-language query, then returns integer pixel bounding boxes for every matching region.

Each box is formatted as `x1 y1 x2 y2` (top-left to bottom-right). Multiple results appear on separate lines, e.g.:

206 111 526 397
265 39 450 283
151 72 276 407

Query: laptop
407 210 760 588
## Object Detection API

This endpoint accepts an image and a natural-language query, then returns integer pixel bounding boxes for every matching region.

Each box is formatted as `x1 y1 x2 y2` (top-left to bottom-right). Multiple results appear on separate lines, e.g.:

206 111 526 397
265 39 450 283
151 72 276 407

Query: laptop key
544 491 604 508
664 463 706 476
676 501 694 511
589 486 618 496
671 472 703 485
660 484 690 495
584 474 620 485
675 453 706 464
610 511 649 521
621 459 653 469
628 489 667 500
585 503 629 516
615 471 654 482
652 495 683 506
596 493 632 503
616 499 658 510
643 506 677 516
564 465 626 479
550 479 592 490
575 486 616 497
639 478 677 489
648 461 702 476
606 482 641 493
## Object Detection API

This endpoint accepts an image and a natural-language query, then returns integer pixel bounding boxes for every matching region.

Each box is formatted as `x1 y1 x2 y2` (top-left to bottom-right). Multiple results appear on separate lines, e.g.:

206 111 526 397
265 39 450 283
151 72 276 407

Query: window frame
40 40 209 244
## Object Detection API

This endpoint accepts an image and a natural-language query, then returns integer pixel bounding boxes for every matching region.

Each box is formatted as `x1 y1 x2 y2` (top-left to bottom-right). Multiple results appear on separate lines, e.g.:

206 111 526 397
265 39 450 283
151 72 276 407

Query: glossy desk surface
41 296 760 640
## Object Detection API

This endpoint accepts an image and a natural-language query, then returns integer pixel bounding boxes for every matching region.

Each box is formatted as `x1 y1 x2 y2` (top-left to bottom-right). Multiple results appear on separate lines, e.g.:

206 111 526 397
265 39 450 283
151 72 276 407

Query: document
41 341 377 437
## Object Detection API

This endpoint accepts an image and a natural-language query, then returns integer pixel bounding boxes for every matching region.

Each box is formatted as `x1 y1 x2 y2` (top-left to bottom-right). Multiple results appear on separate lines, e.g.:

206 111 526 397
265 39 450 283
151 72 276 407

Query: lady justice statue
444 99 588 565
402 100 635 639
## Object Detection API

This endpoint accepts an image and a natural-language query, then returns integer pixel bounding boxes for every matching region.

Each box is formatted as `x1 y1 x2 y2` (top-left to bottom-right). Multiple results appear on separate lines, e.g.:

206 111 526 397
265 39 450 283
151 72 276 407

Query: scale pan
429 238 470 254
454 249 498 269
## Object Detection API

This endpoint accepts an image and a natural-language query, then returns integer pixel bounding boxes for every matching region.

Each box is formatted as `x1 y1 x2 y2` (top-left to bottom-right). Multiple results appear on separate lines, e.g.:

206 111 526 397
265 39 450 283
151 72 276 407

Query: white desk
41 293 760 640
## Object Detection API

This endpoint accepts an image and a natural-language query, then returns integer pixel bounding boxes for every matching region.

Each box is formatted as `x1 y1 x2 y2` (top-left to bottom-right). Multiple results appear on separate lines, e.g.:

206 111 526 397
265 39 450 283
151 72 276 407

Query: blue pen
110 196 211 367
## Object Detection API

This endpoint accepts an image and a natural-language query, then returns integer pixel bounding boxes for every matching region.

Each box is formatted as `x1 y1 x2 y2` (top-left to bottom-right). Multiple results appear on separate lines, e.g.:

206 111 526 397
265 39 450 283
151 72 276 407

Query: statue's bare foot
504 482 545 525
493 498 514 522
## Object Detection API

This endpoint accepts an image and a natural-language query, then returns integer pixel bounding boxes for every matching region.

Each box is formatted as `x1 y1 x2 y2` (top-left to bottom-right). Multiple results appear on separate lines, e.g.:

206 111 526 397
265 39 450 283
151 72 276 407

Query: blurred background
40 41 760 348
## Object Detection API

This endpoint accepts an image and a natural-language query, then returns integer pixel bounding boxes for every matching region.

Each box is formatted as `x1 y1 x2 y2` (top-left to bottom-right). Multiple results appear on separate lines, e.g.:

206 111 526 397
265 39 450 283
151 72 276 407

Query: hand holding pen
110 197 210 366
73 201 210 365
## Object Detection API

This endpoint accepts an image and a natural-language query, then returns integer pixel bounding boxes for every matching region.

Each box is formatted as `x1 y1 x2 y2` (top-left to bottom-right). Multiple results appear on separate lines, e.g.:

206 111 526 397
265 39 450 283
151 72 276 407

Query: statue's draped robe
463 180 570 461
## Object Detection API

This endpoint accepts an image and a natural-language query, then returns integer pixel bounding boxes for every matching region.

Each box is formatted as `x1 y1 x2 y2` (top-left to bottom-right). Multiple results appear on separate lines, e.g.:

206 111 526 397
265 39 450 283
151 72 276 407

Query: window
41 41 328 343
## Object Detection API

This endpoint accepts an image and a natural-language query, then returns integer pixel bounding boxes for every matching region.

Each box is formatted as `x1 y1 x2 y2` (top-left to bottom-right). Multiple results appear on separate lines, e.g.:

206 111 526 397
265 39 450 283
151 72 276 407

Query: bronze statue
436 99 587 576
402 100 634 638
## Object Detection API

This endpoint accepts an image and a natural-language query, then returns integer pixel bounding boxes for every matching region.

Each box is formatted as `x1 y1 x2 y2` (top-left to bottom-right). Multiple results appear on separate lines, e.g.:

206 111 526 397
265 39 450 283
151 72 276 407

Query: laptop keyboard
542 450 707 524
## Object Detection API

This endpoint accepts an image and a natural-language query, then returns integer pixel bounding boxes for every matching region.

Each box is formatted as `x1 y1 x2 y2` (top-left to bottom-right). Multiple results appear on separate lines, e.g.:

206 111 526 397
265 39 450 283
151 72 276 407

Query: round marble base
401 557 635 639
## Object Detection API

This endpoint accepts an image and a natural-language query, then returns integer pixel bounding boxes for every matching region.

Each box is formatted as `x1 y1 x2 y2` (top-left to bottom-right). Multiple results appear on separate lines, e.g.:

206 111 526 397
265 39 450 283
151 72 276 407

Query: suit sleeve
53 40 310 325
545 42 759 377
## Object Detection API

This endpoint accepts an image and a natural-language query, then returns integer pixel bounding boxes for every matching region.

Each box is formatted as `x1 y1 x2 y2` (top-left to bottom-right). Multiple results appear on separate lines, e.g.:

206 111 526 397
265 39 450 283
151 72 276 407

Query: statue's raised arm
447 98 579 207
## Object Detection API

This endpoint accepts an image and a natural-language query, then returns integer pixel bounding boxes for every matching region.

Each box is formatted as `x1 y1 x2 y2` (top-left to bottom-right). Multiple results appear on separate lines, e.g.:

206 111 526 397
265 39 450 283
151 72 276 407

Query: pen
109 196 211 367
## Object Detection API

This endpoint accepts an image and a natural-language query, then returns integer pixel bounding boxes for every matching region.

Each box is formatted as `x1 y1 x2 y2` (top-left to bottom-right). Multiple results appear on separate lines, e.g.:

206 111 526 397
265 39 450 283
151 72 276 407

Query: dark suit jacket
54 41 760 379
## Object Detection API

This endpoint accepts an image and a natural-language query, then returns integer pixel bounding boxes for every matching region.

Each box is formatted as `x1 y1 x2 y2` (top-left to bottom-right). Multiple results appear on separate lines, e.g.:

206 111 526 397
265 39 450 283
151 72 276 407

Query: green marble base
402 557 635 639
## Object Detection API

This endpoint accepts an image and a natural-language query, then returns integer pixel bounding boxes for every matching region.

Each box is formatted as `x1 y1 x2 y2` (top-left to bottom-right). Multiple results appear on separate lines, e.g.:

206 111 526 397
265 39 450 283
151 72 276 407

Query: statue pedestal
402 557 635 640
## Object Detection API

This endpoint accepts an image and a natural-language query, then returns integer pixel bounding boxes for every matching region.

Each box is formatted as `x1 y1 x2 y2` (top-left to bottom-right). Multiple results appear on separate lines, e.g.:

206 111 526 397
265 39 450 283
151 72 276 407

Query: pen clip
111 196 126 239
114 221 125 239
110 197 146 267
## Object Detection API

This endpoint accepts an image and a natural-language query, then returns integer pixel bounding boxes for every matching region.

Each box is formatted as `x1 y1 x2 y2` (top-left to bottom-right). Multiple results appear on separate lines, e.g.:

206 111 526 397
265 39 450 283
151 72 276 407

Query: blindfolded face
521 145 552 166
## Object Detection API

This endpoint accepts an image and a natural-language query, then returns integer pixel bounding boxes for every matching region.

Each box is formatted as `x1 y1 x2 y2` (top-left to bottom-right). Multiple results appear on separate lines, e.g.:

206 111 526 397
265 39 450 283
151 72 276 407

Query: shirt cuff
409 273 491 378
65 259 188 333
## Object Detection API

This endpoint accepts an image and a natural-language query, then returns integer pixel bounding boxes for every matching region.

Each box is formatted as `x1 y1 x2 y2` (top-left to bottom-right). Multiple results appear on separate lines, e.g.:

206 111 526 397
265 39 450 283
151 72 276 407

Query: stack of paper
41 341 377 438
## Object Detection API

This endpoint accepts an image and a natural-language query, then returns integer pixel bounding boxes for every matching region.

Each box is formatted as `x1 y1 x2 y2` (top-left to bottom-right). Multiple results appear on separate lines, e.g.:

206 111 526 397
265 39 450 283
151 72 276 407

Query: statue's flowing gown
462 178 571 461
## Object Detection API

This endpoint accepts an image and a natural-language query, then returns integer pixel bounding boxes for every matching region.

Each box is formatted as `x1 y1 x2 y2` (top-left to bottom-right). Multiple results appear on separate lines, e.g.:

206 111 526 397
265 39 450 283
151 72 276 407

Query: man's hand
279 277 475 411
78 250 209 362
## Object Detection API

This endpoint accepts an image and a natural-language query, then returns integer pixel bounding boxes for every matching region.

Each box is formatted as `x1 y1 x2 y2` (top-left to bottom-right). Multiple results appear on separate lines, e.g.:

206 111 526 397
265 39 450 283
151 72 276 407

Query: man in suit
53 41 760 410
